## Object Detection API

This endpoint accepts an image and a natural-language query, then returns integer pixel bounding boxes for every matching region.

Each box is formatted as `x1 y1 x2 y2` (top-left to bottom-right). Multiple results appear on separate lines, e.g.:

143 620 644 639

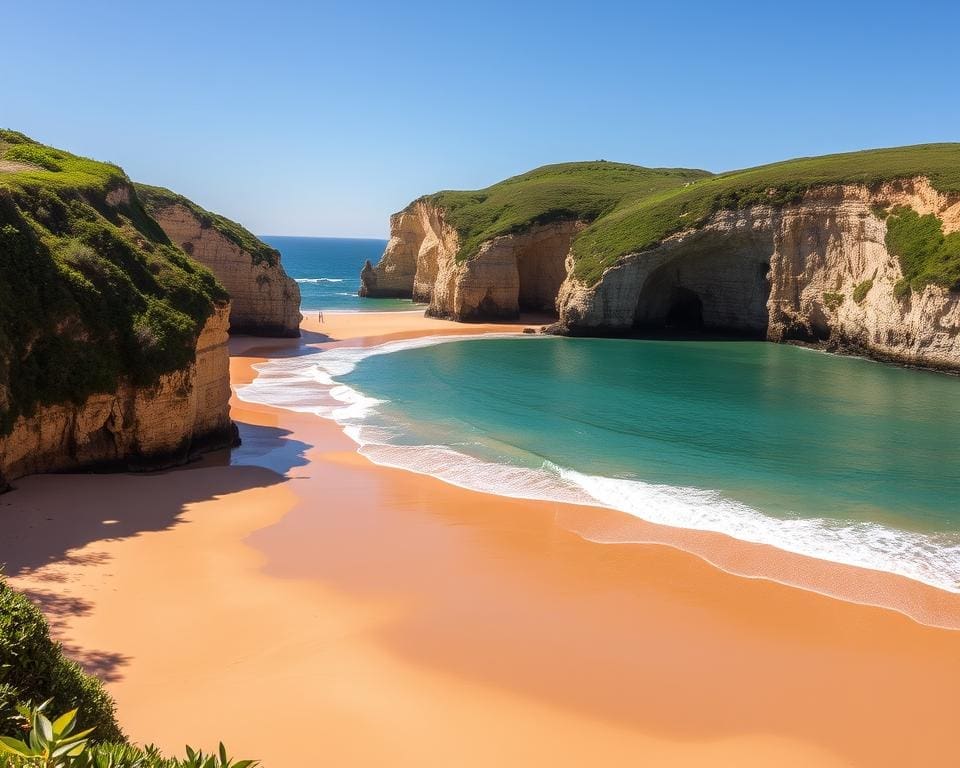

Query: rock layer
365 179 960 370
148 203 301 337
0 305 236 489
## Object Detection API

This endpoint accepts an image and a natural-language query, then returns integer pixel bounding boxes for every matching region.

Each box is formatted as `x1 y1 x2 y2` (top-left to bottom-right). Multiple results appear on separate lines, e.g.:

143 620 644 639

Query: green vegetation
1 583 257 766
0 701 257 768
822 292 845 311
0 580 121 743
422 161 711 262
134 184 278 267
422 144 960 288
884 205 960 295
852 279 874 303
572 144 960 284
0 131 228 436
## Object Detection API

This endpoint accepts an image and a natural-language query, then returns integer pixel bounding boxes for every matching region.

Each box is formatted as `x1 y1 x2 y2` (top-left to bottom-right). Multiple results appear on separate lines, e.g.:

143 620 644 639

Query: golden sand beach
3 311 960 767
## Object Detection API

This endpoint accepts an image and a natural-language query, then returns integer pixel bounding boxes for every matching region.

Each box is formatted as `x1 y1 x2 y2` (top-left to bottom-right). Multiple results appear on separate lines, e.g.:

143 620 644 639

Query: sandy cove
2 310 960 767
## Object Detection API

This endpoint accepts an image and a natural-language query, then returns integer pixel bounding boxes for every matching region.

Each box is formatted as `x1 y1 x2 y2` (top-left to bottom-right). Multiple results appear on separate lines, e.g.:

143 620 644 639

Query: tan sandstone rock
360 201 583 320
149 203 301 337
366 178 960 371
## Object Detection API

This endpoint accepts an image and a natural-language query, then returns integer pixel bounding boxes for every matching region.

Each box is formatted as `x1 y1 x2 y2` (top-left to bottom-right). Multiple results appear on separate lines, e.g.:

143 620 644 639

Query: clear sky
4 0 958 238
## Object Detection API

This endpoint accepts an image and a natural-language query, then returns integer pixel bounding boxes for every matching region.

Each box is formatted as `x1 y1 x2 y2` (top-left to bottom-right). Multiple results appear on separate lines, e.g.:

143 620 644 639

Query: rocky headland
0 132 241 488
361 147 960 370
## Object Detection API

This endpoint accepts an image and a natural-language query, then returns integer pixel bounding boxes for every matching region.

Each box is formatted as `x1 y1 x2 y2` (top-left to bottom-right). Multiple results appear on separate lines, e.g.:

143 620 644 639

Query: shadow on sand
0 421 310 681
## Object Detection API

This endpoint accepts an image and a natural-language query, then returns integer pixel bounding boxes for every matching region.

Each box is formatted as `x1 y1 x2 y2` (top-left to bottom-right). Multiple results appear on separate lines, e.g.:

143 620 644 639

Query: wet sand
2 310 959 767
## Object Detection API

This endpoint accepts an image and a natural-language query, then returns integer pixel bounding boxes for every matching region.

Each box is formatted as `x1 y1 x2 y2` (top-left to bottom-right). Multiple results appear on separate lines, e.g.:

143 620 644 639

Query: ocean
261 235 420 312
238 333 960 595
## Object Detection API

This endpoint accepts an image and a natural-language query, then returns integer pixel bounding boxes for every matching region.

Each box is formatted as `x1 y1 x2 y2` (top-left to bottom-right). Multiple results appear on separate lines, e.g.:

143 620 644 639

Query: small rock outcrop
137 185 301 337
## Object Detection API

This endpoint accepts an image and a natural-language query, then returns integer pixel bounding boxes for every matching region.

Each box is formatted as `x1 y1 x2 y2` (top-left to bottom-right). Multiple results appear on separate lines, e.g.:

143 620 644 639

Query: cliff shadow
0 424 309 578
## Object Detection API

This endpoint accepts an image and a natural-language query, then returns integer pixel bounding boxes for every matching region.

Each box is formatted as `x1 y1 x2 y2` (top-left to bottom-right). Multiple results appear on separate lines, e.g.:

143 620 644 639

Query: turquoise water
239 335 960 591
260 235 421 312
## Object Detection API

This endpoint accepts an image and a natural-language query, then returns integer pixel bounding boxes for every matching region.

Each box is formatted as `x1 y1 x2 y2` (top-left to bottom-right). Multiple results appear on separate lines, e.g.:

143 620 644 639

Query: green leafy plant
0 702 258 768
0 700 94 766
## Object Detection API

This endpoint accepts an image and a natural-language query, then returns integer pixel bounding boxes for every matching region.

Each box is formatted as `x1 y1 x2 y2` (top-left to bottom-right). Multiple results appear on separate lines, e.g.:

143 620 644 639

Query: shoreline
242 319 960 625
2 310 959 766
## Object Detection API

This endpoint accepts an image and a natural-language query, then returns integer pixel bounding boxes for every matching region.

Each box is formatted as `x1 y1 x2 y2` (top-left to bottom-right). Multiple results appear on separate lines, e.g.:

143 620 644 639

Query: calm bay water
237 284 960 591
260 235 421 312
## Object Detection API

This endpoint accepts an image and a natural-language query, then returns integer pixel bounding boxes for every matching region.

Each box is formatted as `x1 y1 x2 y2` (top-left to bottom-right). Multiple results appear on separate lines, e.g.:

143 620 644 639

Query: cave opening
664 287 704 330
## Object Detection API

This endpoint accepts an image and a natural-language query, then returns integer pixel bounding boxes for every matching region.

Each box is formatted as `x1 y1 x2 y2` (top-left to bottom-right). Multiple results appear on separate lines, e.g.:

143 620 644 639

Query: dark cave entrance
664 287 704 331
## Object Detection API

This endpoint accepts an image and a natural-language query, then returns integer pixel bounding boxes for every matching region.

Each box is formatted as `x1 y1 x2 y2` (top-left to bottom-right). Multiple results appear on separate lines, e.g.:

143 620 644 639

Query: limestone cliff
137 185 301 337
364 165 960 370
0 305 235 488
556 179 960 369
360 200 584 320
0 131 238 490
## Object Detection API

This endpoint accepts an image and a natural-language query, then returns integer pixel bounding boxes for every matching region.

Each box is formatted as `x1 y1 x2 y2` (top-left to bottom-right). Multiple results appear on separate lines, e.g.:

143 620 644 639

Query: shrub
885 205 960 293
0 579 122 743
852 279 874 303
822 292 845 311
894 278 912 300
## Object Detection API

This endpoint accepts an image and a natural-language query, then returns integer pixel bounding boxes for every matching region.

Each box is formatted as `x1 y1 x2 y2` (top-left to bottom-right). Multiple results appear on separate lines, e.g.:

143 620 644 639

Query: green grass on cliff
0 130 228 435
422 161 712 261
417 144 960 288
571 143 960 284
885 205 960 293
135 183 278 266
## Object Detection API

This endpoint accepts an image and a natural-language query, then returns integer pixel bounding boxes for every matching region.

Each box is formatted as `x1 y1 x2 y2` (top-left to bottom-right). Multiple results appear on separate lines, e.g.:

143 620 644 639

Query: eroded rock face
151 204 301 337
0 305 236 488
366 179 960 369
556 179 960 369
360 201 583 320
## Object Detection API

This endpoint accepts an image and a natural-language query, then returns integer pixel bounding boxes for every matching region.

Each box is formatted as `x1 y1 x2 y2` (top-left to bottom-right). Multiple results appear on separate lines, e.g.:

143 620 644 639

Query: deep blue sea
260 235 422 312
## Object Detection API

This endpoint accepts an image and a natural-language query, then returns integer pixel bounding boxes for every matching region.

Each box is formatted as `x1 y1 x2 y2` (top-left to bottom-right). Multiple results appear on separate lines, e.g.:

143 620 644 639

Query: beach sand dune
2 311 959 767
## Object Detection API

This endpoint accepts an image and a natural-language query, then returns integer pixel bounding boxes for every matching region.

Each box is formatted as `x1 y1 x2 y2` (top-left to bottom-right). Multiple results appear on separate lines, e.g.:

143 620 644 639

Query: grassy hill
0 131 227 435
421 161 712 261
420 145 960 288
135 183 279 267
571 143 960 284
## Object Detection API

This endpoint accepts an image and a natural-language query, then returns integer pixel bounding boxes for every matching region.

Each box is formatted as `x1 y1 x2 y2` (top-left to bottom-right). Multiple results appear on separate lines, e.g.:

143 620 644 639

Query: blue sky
4 0 958 237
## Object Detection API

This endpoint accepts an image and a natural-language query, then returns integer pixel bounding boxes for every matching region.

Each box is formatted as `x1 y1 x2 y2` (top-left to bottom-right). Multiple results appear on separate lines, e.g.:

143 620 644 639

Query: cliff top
135 183 279 267
410 145 960 286
0 130 228 434
570 143 960 284
419 161 712 261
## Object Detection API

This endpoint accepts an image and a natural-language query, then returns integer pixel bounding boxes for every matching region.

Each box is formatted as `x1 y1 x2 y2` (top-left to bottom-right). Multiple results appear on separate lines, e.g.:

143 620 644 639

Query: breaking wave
236 335 960 597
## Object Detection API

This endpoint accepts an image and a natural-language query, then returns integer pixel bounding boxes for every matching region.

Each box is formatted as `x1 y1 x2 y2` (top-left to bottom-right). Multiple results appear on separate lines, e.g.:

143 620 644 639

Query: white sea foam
295 277 345 283
236 335 960 595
